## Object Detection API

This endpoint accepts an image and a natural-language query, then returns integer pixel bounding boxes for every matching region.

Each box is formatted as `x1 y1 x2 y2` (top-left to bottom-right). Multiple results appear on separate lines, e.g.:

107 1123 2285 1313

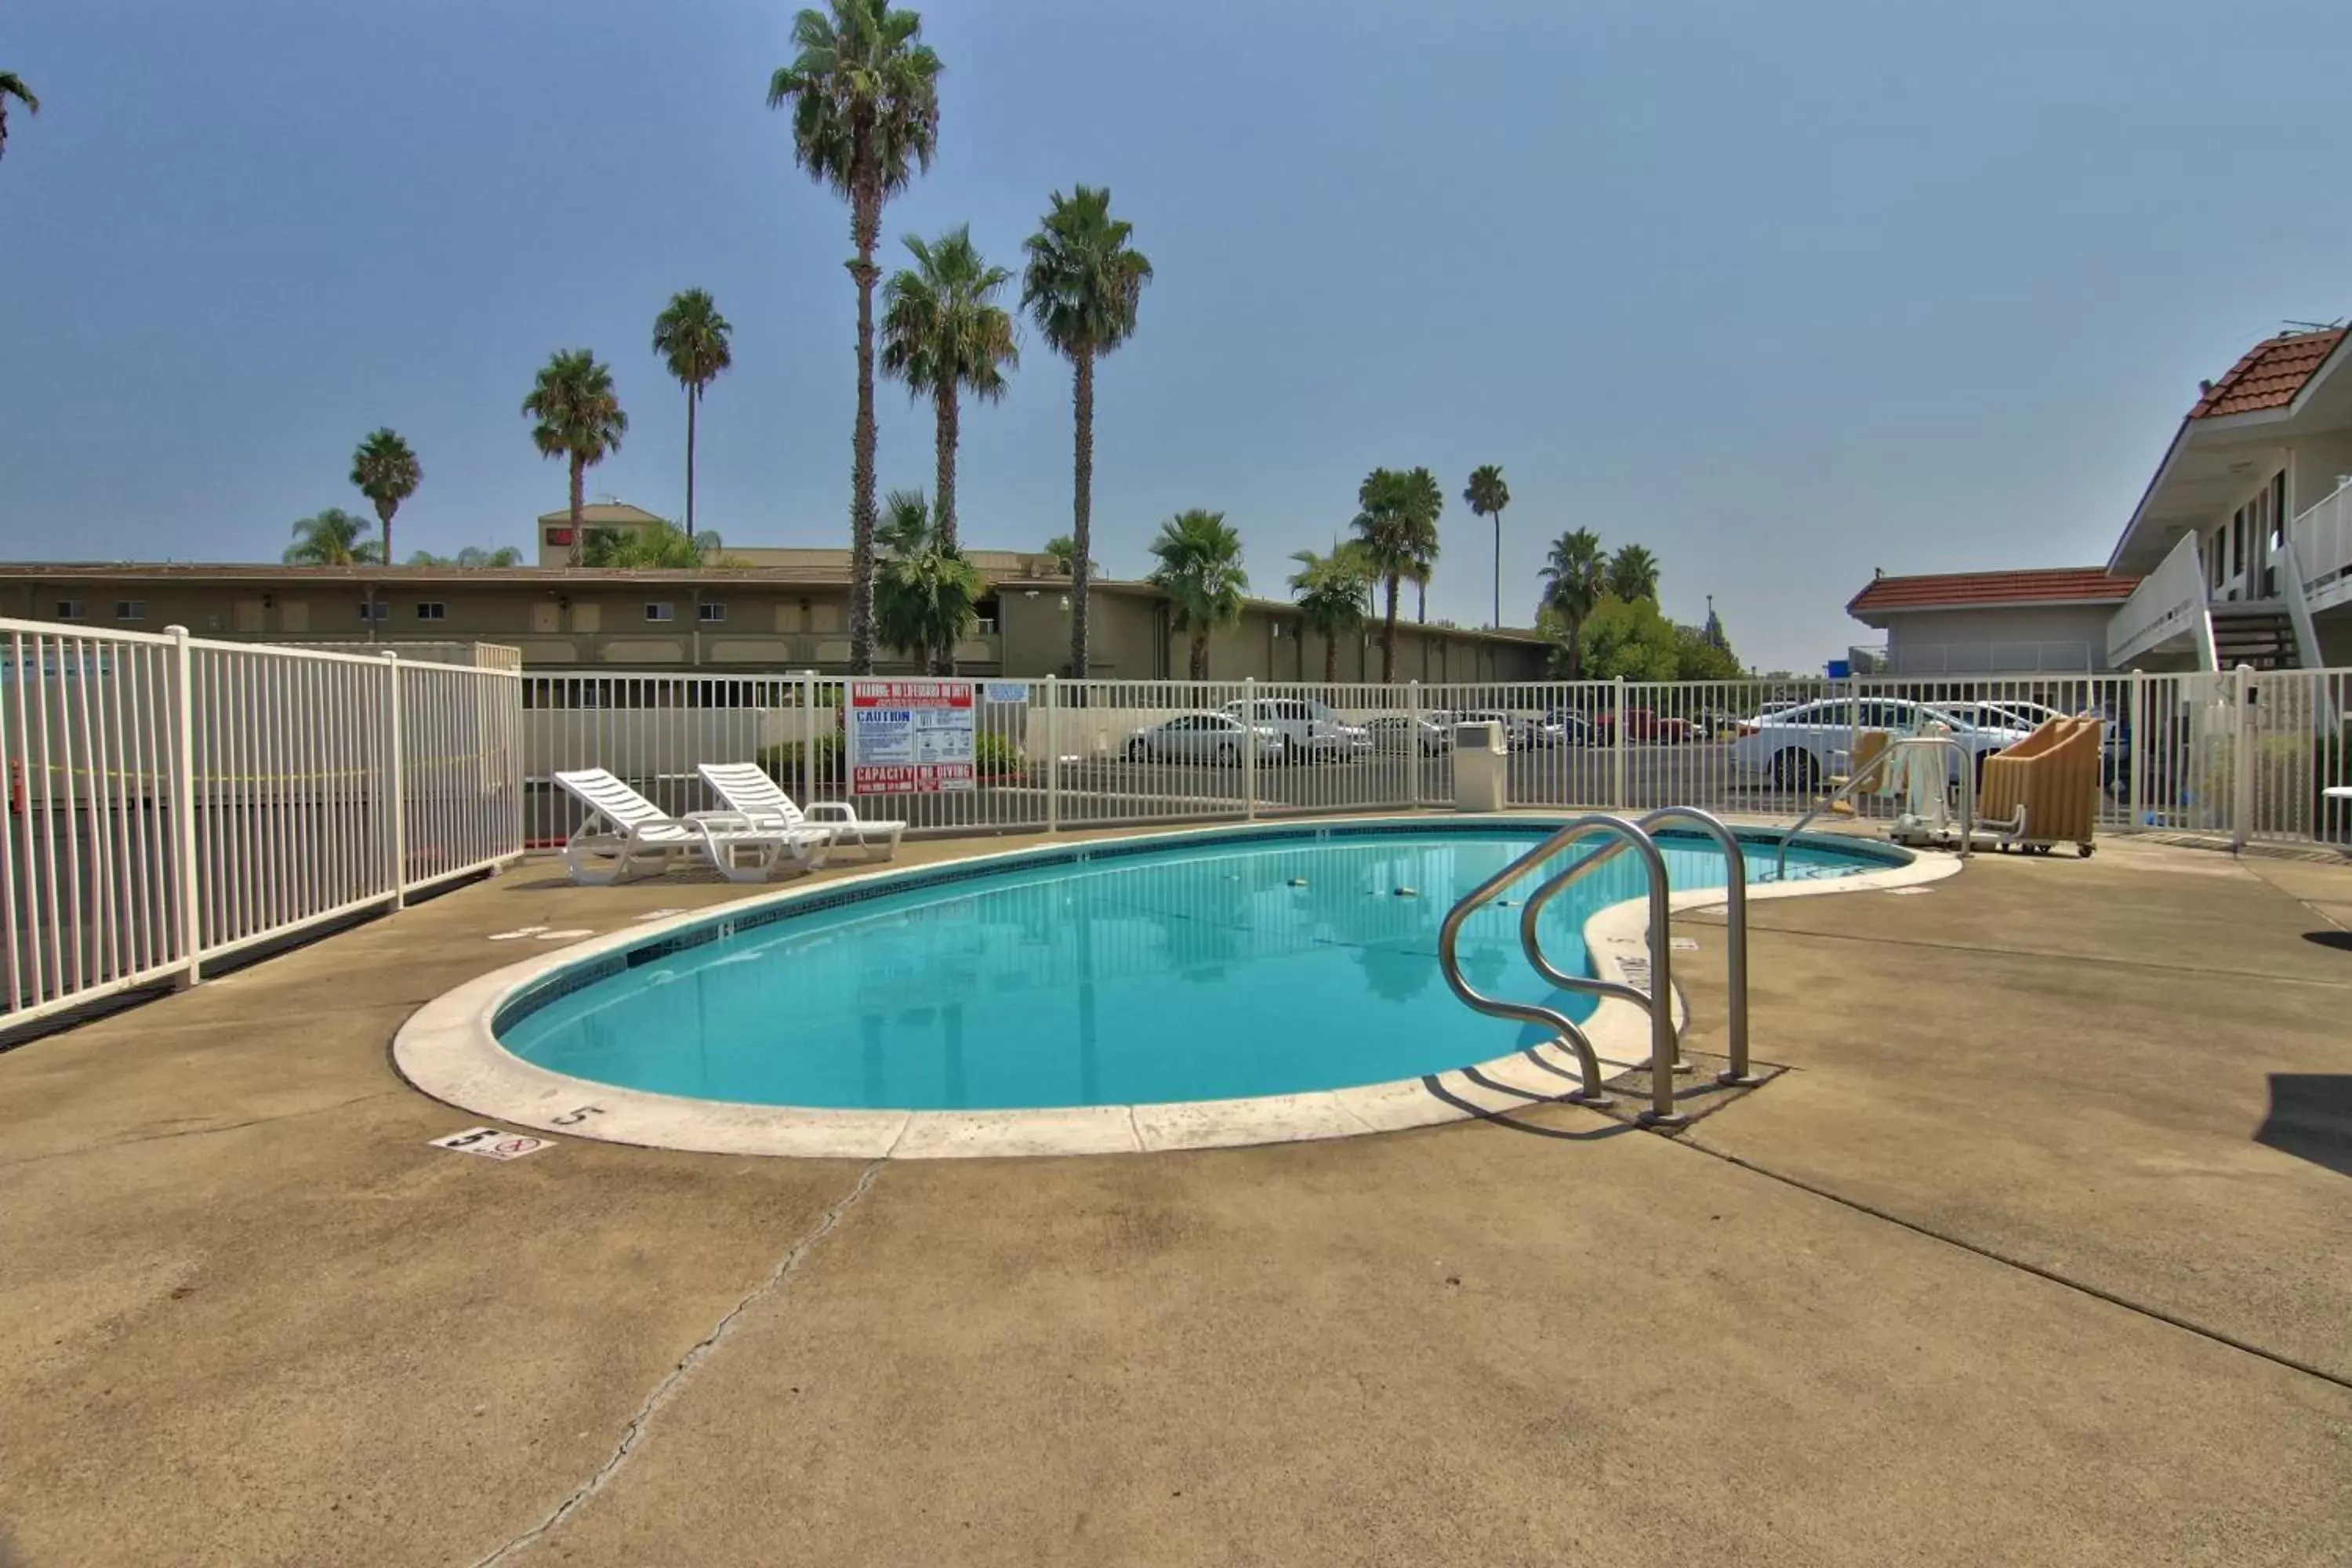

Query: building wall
1882 604 2117 673
2292 432 2352 520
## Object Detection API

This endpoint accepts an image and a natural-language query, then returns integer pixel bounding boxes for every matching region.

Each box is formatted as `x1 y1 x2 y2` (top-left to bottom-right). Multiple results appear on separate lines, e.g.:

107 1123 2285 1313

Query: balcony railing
2108 531 2215 669
2292 476 2352 614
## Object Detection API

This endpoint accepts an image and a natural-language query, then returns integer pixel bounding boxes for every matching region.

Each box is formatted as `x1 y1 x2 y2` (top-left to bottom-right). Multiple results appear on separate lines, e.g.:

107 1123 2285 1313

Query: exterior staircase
2209 604 2300 670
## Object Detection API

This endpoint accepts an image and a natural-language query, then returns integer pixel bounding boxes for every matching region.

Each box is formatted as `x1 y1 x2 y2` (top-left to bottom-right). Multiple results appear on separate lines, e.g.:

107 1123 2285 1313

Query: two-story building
0 546 1552 685
1849 324 2352 674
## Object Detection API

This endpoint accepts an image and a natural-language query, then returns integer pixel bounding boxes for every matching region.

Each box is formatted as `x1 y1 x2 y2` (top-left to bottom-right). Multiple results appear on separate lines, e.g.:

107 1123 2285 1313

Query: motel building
1849 325 2352 676
0 504 1552 686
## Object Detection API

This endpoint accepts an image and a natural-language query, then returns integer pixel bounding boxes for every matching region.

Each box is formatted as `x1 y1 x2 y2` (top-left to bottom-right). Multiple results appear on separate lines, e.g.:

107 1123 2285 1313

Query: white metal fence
1 619 524 1029
519 667 2352 853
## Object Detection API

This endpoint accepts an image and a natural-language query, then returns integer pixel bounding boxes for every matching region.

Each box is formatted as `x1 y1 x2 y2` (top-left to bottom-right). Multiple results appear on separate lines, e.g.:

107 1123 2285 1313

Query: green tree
349 428 421 569
1538 528 1606 679
873 489 987 675
1401 466 1443 623
1674 622 1743 681
1022 185 1152 677
1606 543 1661 604
1288 544 1373 681
1145 510 1247 680
405 546 524 568
881 227 1017 554
1 71 39 163
1577 594 1681 681
582 520 728 569
768 0 944 675
522 350 628 564
1351 469 1417 682
283 508 380 565
1463 464 1509 628
651 289 734 535
1041 534 1093 575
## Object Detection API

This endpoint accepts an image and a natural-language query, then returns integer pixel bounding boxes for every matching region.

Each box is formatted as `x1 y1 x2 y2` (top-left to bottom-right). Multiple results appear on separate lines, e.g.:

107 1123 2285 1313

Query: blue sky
2 0 2348 670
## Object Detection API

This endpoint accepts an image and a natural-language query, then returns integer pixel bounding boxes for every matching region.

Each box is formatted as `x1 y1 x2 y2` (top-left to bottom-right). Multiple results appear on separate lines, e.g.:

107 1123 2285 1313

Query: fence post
2231 664 2254 851
166 627 202 986
1242 676 1258 821
1402 681 1421 808
2127 672 2146 831
383 651 407 909
1611 677 1628 810
1043 674 1060 835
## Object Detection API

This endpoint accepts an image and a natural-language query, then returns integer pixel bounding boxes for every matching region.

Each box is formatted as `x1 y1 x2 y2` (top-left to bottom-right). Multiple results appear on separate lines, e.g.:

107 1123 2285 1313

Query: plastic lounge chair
553 768 830 886
695 762 906 862
1978 717 2103 856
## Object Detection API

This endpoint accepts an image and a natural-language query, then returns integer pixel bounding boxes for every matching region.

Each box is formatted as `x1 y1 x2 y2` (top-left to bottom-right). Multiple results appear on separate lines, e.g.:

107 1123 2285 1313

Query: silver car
1126 712 1288 765
1365 714 1451 755
1220 697 1370 761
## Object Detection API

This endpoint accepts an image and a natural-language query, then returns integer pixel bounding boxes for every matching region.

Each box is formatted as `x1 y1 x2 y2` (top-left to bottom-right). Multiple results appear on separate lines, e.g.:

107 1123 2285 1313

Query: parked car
1537 709 1605 746
1584 706 1697 744
1219 697 1370 761
1730 698 2031 789
1455 710 1551 750
1366 714 1451 755
1126 712 1289 766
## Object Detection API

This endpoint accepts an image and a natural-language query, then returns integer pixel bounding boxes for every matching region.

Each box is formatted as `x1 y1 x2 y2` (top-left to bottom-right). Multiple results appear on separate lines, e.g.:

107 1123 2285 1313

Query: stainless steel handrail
1514 808 1755 1087
1437 814 1679 1120
1774 734 1976 878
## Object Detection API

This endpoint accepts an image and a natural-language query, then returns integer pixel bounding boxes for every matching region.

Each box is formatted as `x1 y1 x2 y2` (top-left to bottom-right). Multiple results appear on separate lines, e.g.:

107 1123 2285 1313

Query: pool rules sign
848 680 977 794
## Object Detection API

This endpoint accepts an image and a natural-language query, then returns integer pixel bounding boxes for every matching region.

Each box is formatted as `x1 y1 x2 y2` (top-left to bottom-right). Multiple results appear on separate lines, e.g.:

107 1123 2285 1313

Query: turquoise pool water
496 825 1891 1111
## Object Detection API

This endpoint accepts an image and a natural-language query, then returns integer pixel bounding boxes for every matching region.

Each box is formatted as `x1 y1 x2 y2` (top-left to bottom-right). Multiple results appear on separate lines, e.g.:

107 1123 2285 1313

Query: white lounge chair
695 762 906 862
552 768 832 886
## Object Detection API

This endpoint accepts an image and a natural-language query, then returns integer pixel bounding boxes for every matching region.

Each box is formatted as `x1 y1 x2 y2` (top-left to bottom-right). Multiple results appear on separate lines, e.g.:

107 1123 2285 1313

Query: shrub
757 733 844 784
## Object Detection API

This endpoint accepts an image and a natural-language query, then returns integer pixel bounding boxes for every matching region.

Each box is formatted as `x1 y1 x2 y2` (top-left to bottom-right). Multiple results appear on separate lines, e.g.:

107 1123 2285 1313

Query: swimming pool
487 822 1900 1116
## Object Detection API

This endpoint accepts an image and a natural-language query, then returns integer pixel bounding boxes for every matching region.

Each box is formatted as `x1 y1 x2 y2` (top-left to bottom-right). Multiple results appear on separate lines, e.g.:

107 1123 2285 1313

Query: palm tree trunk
685 383 699 535
1323 630 1338 683
568 456 586 566
1069 350 1095 679
1381 574 1399 682
1566 609 1584 680
1416 579 1426 623
378 503 396 570
1190 632 1207 681
1492 509 1501 630
934 379 959 554
847 179 883 676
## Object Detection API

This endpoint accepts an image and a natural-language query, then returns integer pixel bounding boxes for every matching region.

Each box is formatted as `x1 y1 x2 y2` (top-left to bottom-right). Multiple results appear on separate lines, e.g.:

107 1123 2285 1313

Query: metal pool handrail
1774 734 1975 878
1518 808 1757 1089
1437 814 1679 1121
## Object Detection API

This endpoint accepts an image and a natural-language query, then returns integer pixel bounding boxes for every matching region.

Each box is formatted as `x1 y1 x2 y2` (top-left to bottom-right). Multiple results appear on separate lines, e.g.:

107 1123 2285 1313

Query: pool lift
1773 730 1983 874
1437 808 1757 1129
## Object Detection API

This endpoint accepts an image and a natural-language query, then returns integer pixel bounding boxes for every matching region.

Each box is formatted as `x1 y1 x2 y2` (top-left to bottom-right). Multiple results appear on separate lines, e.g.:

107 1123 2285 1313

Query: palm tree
1022 185 1152 677
406 546 524 568
1351 468 1421 681
1146 510 1247 680
1289 544 1372 682
873 489 987 675
881 227 1017 554
582 520 728 569
522 350 628 564
1463 465 1508 628
1400 466 1443 623
1042 534 1080 575
1539 528 1606 678
283 509 381 565
349 429 421 568
1606 543 1661 604
651 289 733 535
768 0 944 675
0 71 38 163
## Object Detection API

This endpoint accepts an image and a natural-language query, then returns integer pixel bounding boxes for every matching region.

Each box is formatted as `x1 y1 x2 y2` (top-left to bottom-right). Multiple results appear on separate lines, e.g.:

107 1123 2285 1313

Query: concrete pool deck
4 826 2351 1564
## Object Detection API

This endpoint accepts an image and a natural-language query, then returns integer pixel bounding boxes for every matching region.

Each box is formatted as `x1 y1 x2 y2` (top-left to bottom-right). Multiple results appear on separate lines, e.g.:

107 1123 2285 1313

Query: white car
1365 714 1451 755
1126 712 1288 766
1731 698 2031 789
1220 698 1370 762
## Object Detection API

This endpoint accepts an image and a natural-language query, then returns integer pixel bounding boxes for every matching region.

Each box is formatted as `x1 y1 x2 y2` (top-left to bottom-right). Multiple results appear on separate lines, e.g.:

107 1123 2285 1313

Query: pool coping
391 814 1961 1159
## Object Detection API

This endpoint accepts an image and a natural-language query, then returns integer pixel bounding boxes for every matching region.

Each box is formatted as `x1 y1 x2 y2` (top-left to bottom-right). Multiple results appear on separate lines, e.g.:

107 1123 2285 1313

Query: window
358 601 389 622
644 601 675 622
114 601 145 621
56 600 86 620
698 601 727 623
416 602 446 622
545 527 575 548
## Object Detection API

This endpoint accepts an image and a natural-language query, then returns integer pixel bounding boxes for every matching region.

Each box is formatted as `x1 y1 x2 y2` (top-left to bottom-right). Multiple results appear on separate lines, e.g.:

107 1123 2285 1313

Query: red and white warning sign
429 1127 552 1161
847 679 976 795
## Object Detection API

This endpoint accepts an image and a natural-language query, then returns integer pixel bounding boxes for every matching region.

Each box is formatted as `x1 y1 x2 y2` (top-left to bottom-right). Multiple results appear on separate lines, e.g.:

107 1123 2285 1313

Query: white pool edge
392 815 1961 1160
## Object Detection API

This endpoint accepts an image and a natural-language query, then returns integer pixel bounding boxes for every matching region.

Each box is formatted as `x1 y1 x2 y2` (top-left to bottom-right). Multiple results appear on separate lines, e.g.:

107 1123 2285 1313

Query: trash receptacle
1453 720 1508 811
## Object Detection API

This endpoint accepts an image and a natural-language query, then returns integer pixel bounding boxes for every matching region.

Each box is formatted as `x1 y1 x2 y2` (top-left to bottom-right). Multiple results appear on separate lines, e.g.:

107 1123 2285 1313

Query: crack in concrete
0 1089 406 1171
470 1159 886 1566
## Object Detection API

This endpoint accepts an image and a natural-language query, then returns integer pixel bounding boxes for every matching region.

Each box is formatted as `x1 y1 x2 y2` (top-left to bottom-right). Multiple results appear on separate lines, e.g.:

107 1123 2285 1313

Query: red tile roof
2189 327 2346 419
1847 568 2139 617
